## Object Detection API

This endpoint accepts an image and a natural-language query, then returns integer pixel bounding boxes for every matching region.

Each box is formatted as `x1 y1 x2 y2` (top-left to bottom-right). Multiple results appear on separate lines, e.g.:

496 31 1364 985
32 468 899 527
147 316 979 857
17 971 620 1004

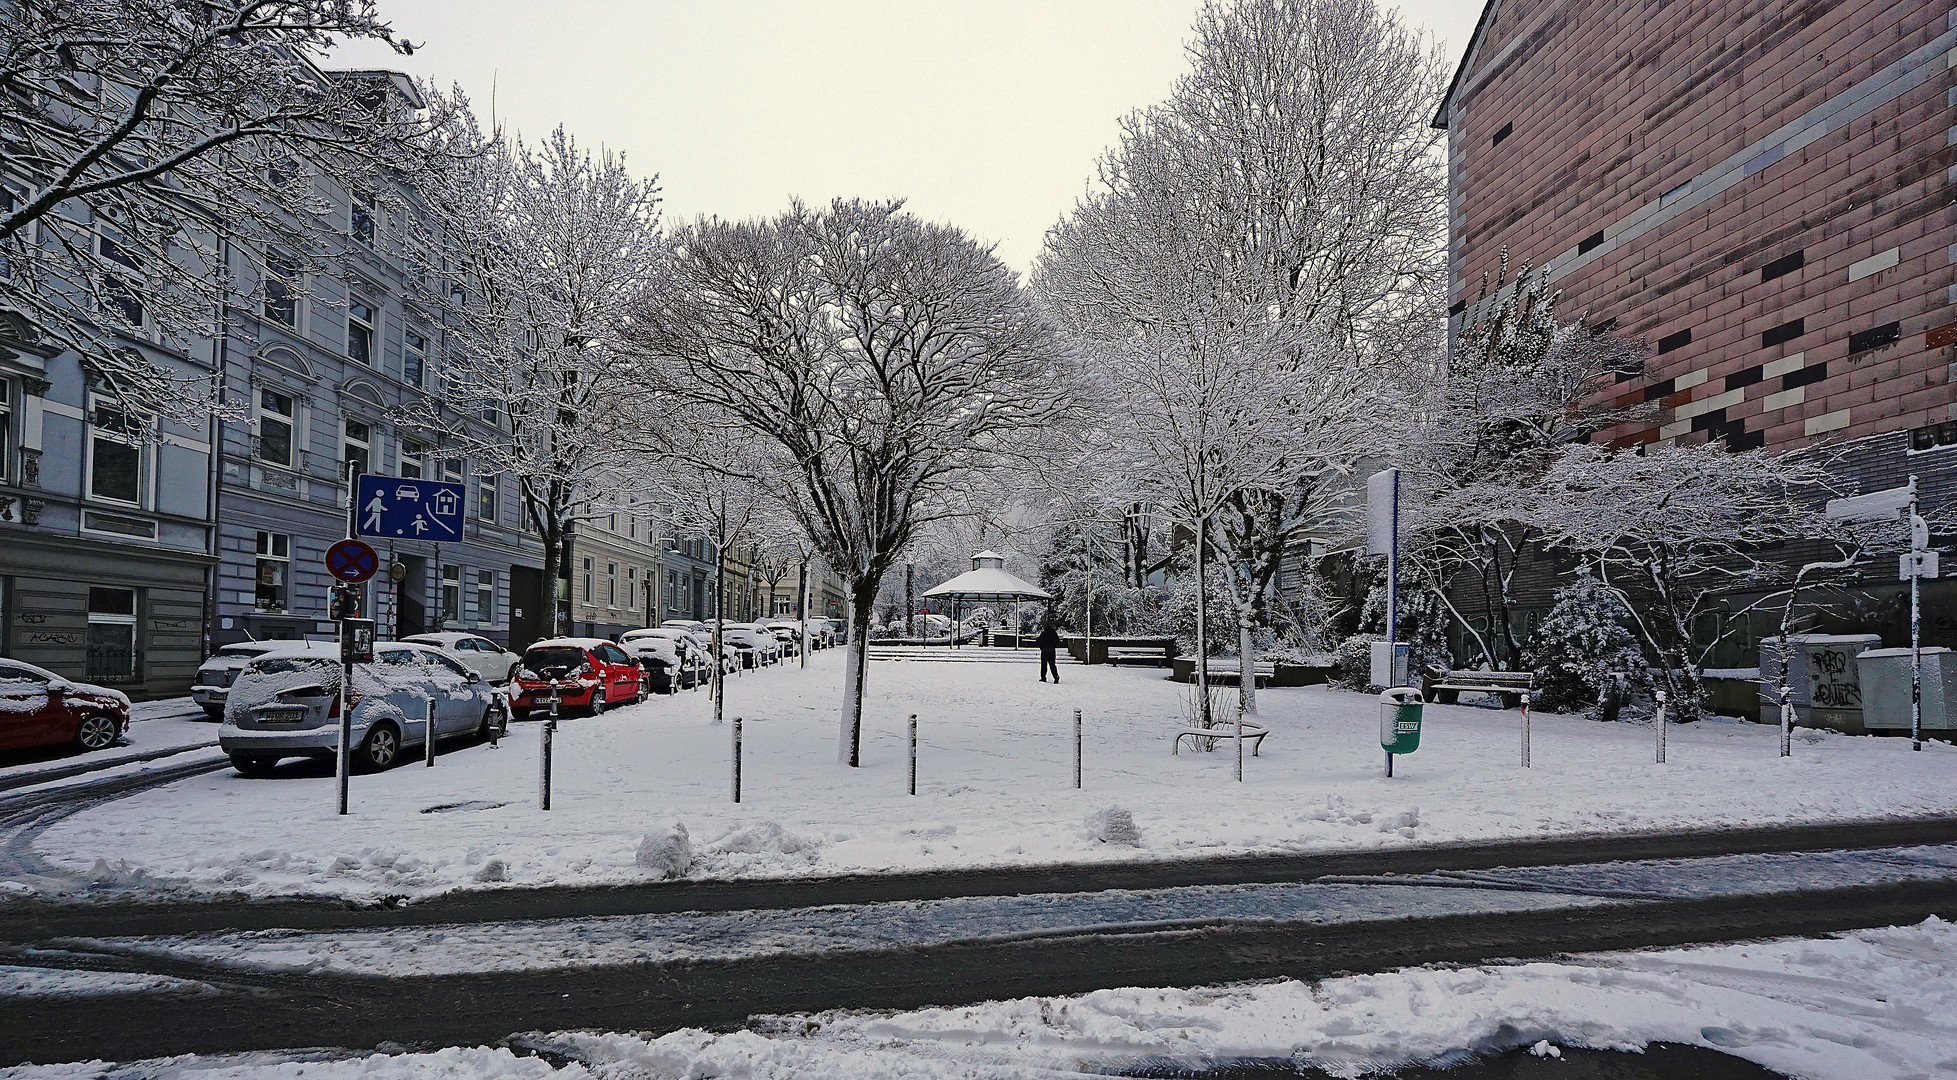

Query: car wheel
200 706 225 722
73 713 121 751
230 752 279 777
358 723 401 770
589 689 605 716
477 702 507 741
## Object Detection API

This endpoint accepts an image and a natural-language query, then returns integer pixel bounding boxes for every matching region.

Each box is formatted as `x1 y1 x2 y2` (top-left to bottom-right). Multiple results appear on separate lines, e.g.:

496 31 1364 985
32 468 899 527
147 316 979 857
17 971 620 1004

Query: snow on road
16 651 1957 900
8 918 1957 1079
61 844 1957 979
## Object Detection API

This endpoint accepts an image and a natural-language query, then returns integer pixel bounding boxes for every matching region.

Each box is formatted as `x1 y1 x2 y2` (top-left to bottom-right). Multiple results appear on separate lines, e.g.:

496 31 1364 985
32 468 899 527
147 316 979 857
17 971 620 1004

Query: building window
255 388 295 468
582 557 594 603
87 394 143 505
255 531 289 611
0 378 12 484
403 329 426 388
347 298 375 365
350 191 376 248
438 458 462 485
606 562 617 606
1911 421 1957 452
442 563 461 624
96 225 145 330
667 570 679 610
263 249 300 327
475 569 495 622
400 440 425 479
477 473 497 523
342 418 371 479
85 587 137 681
627 567 637 612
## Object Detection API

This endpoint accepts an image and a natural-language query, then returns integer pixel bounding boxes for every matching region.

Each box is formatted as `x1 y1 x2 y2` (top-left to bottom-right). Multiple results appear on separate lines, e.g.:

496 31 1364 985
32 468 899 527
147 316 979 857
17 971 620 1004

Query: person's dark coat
1036 624 1062 654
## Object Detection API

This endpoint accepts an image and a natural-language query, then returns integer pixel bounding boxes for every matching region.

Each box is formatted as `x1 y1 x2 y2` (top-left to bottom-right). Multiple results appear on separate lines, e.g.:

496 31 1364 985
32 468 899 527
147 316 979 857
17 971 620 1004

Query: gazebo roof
921 563 1050 603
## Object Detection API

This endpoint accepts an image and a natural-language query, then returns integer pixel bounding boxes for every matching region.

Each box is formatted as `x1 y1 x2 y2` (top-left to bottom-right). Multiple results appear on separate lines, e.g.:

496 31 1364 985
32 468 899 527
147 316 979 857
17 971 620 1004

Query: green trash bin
1380 687 1424 755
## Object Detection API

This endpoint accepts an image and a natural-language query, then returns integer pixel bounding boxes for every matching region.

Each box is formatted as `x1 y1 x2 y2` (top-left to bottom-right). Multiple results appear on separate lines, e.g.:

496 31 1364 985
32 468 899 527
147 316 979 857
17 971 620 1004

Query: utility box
1380 687 1423 754
1856 647 1957 732
1758 634 1881 731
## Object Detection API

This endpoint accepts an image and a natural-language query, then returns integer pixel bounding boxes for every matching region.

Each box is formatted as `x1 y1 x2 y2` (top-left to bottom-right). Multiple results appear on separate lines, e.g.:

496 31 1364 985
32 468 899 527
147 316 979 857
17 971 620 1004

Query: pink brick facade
1439 0 1957 455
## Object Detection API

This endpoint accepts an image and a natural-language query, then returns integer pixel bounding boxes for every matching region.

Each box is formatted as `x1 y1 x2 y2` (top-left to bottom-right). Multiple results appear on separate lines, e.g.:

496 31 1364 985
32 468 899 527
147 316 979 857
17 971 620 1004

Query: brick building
1435 0 1957 659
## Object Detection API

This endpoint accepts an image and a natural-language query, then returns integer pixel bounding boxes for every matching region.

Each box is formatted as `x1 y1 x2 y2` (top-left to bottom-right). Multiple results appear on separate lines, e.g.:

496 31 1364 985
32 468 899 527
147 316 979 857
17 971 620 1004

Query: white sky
331 2 1480 275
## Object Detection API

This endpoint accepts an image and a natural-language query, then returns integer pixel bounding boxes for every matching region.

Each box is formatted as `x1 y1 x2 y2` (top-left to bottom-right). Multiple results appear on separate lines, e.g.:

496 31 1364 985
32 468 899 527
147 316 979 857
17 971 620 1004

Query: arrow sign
325 538 380 583
354 474 467 541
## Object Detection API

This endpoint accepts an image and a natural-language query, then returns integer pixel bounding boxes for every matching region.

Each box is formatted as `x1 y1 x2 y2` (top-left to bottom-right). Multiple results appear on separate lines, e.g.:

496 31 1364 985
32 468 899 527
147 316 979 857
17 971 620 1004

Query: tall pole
714 530 726 725
1196 515 1211 729
798 558 809 669
336 459 355 816
1910 475 1923 752
1386 469 1400 685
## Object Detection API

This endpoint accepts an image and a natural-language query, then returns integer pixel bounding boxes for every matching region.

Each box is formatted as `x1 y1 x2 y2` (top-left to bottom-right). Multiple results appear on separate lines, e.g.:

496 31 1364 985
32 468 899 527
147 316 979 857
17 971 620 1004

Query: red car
0 658 131 754
508 638 645 719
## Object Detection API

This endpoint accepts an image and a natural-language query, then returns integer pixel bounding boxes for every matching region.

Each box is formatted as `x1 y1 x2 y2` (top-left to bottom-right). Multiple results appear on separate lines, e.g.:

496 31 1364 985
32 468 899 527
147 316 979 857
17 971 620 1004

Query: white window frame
85 586 138 681
399 439 425 479
254 530 290 611
95 223 150 338
0 377 13 486
84 391 146 507
342 416 372 480
346 297 376 366
403 327 427 388
475 569 495 623
262 248 303 330
477 472 497 525
442 563 461 624
582 557 594 604
606 562 617 607
350 190 377 249
253 387 298 469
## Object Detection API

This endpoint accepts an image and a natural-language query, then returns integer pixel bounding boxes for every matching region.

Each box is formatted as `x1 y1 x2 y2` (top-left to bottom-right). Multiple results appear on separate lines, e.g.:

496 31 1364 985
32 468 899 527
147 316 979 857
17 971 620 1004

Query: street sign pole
1910 475 1922 752
338 460 354 816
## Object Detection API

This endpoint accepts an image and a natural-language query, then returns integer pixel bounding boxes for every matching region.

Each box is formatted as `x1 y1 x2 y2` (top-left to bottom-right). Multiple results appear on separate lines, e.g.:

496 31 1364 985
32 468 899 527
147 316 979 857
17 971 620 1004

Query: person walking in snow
1037 620 1062 683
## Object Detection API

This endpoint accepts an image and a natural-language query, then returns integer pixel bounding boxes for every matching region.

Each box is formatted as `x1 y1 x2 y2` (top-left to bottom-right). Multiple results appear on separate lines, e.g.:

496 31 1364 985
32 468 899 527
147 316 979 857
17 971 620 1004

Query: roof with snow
921 557 1051 603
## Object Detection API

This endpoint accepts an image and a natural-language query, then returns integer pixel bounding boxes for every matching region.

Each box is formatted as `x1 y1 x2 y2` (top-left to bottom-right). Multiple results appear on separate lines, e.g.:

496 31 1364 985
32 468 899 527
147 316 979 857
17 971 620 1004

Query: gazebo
921 551 1051 648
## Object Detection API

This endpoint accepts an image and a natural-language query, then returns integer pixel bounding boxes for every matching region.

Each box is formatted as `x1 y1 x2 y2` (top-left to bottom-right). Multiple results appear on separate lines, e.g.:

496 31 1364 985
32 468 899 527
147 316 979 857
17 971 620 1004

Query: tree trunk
1196 517 1211 729
840 579 878 766
713 539 726 725
540 523 565 638
798 559 809 670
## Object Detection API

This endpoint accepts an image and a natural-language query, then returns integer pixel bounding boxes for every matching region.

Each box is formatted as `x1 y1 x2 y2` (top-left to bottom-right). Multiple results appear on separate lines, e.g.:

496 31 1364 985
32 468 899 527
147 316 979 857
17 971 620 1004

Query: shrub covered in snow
1525 571 1649 714
1331 634 1383 692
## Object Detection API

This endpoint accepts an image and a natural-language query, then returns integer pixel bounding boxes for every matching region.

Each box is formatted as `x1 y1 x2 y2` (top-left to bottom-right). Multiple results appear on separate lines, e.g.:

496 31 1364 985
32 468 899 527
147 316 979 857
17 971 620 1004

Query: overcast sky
331 2 1479 274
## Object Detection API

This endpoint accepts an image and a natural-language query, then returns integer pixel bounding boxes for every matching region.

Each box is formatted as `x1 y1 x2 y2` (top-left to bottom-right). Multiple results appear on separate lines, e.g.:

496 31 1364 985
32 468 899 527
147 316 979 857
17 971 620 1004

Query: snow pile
1082 806 1142 846
633 823 692 879
549 916 1957 1080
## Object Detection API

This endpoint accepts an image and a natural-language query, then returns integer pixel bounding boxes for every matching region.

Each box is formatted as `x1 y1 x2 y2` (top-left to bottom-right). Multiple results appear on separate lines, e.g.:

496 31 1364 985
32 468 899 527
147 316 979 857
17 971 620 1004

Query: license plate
256 705 308 725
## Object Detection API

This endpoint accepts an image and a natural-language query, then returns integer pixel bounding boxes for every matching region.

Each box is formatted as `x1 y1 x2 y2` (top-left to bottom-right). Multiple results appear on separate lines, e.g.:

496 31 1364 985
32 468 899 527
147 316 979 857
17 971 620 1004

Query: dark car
0 659 131 754
509 638 645 719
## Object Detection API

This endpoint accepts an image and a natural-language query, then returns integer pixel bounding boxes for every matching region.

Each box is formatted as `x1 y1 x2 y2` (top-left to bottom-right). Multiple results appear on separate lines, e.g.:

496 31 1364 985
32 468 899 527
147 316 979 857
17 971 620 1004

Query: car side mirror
47 680 73 696
465 671 482 684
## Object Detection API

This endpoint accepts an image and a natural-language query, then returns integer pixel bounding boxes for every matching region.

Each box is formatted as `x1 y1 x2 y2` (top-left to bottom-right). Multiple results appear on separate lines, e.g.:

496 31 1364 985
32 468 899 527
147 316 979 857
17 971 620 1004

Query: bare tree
398 124 663 635
1 0 461 425
1036 0 1443 715
632 198 1074 767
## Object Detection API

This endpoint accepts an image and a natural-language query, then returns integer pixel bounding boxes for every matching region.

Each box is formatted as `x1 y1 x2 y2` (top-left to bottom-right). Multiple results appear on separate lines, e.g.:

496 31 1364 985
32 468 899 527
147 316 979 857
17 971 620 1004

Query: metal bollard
1654 690 1668 765
425 694 437 767
1073 708 1083 790
908 713 918 796
732 716 743 803
1519 697 1531 769
540 691 558 810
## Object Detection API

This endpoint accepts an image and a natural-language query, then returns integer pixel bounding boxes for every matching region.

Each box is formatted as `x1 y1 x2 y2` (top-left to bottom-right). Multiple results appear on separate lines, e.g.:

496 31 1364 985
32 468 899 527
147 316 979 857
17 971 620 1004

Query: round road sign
325 538 380 583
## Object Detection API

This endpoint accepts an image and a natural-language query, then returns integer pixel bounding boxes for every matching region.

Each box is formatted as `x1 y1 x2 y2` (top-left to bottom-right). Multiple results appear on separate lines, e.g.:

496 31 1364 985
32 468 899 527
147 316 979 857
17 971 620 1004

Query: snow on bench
1424 669 1535 709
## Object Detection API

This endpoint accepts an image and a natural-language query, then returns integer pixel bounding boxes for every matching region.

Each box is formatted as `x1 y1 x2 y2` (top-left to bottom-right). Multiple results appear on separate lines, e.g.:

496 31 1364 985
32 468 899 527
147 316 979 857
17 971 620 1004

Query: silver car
218 642 506 775
191 639 337 720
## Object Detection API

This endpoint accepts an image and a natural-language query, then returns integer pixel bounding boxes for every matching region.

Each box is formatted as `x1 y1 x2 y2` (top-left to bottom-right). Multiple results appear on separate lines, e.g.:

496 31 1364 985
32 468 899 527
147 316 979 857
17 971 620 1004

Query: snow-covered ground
15 652 1957 900
9 917 1957 1078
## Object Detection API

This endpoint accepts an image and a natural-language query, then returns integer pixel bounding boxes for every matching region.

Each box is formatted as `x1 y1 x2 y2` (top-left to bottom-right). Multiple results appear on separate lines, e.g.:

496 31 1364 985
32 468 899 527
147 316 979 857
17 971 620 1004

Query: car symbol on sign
395 486 422 500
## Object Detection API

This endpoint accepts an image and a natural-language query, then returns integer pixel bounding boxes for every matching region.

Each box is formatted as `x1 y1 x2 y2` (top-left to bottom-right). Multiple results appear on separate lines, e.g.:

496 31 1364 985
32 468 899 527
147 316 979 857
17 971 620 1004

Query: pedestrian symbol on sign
353 474 467 541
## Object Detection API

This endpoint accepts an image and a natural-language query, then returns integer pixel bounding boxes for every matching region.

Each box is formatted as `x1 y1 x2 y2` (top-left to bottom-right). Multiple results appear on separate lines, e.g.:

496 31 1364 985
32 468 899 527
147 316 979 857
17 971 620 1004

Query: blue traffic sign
354 474 466 541
325 538 380 583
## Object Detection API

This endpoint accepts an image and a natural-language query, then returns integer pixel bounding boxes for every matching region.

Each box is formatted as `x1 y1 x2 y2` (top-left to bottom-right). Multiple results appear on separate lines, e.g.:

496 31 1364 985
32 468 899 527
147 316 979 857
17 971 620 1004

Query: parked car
827 618 848 644
662 619 708 635
619 628 709 693
218 642 505 775
763 622 801 657
717 626 763 669
0 659 131 755
191 639 337 721
509 638 645 719
399 632 521 684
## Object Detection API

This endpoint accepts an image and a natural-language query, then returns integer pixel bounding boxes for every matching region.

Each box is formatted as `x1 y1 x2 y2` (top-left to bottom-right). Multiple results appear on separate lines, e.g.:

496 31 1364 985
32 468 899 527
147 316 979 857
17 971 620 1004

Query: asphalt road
5 751 1957 1068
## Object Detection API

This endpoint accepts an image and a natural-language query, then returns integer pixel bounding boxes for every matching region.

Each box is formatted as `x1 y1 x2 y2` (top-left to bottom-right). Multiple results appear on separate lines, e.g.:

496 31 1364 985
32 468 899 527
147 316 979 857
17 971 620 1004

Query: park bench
1106 645 1172 667
1172 722 1270 756
1423 668 1535 710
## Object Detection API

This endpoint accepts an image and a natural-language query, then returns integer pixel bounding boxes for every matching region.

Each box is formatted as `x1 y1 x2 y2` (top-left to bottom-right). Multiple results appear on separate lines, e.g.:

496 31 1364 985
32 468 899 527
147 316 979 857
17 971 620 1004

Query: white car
191 639 338 720
619 628 710 692
399 632 521 685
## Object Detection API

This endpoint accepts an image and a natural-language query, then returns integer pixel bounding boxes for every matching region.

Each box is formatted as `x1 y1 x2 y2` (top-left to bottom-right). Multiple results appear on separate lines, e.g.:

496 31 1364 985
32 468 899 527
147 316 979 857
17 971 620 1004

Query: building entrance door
509 565 546 651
